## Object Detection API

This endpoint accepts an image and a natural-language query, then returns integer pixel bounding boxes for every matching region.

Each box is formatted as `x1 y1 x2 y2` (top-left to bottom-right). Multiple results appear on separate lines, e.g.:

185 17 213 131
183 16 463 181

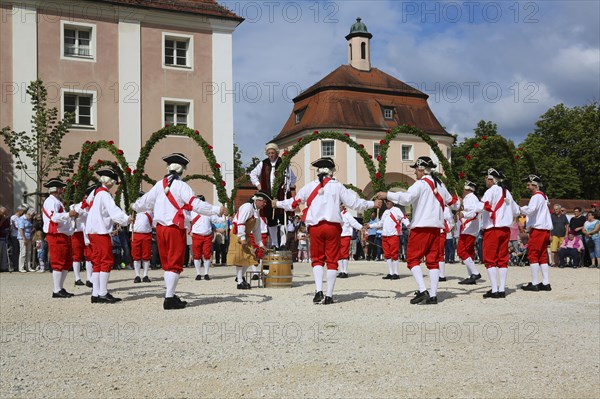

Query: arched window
349 43 352 61
361 42 366 59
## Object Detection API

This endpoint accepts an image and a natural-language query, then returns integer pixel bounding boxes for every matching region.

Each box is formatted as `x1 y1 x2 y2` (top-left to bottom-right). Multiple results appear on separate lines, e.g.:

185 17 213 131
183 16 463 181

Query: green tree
245 156 261 175
0 80 77 209
233 144 245 180
452 120 523 199
521 102 600 199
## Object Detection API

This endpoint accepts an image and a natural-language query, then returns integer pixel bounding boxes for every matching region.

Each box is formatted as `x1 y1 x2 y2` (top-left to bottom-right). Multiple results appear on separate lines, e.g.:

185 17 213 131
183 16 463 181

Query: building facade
272 18 454 198
0 0 242 209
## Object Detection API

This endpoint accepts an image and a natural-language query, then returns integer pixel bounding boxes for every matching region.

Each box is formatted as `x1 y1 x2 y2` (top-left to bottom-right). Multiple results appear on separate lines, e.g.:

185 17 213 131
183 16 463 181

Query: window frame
161 97 194 130
162 32 194 70
382 107 394 120
60 20 96 63
61 88 97 130
401 144 413 161
294 108 306 125
321 139 335 158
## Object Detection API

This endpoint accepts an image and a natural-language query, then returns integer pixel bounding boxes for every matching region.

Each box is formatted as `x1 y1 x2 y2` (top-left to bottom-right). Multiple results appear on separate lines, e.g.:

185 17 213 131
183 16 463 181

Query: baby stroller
509 241 528 266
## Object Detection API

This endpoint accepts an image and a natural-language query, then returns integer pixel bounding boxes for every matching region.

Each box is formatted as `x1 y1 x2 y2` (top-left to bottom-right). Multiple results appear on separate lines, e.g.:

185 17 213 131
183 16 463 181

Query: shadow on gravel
184 293 274 307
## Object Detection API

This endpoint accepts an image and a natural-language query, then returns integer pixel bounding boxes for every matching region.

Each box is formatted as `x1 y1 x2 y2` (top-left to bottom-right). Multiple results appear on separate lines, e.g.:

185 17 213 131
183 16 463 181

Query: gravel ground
1 261 599 399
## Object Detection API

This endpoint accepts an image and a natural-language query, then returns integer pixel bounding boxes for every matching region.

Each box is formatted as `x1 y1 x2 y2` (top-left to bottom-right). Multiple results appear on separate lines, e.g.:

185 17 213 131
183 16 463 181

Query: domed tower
346 17 372 71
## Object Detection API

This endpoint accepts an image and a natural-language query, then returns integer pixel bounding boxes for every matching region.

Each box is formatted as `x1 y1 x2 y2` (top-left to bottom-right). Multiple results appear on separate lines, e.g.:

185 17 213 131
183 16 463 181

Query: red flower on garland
125 167 132 174
88 166 93 171
380 139 386 145
466 155 471 160
518 147 523 151
108 140 114 145
97 159 103 164
359 144 364 148
73 182 77 187
215 163 221 169
66 179 71 183
474 143 479 148
208 145 213 150
195 130 200 135
164 124 169 128
282 151 289 157
113 161 118 165
313 130 319 135
482 136 487 140
343 133 350 137
297 137 303 142
376 156 382 161
133 169 138 174
221 180 226 187
375 172 382 180
144 173 149 177
385 129 391 133
459 171 465 179
515 155 520 160
117 149 124 155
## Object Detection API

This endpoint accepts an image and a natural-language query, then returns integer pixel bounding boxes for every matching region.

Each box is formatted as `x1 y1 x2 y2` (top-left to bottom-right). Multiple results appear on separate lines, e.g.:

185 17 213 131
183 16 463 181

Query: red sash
89 187 109 210
535 191 547 200
81 199 90 210
162 178 194 230
389 212 401 235
301 178 331 222
42 205 62 234
422 178 445 210
483 187 506 226
144 212 153 225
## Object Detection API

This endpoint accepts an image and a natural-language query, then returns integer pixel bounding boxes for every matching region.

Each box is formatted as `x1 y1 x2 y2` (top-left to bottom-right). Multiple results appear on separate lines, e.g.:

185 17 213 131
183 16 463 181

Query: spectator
558 230 584 268
550 204 569 267
33 228 46 272
400 214 410 262
366 211 378 261
212 215 228 266
296 225 308 262
582 212 600 268
445 212 457 264
591 203 599 219
9 205 27 272
569 207 590 266
17 208 36 272
0 206 10 272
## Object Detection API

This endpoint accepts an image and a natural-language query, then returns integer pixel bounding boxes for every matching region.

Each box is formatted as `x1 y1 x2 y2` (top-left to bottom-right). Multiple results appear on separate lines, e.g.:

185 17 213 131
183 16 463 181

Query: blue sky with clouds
220 0 600 164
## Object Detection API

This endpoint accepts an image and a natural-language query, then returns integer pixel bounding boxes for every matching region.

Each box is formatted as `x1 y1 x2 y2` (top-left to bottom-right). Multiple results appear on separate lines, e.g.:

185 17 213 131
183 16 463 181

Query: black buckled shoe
537 283 552 291
322 296 334 305
425 296 438 305
337 272 344 278
173 295 187 305
74 279 84 286
521 282 540 292
497 291 506 298
382 274 393 280
313 291 324 303
91 295 99 303
142 276 151 283
410 290 430 304
52 291 70 298
195 275 202 281
458 275 477 285
237 281 251 290
391 274 400 280
473 273 482 280
483 290 500 298
97 293 121 303
163 296 186 310
438 277 447 282
85 281 93 288
204 274 211 281
133 276 142 283
60 288 75 297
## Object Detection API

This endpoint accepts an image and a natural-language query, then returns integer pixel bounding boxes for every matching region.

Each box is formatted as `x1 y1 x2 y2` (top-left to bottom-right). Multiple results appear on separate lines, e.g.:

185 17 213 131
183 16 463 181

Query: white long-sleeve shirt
387 175 453 229
42 195 74 235
249 158 297 192
70 201 89 233
133 211 154 234
520 192 552 231
368 207 409 237
276 179 374 227
190 212 219 236
85 188 130 235
232 202 262 244
132 179 220 228
459 192 481 237
341 210 364 237
474 184 520 229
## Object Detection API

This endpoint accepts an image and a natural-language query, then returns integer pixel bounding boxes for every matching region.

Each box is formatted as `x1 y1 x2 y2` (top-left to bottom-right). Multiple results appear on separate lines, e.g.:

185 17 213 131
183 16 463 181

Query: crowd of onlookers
1 201 599 272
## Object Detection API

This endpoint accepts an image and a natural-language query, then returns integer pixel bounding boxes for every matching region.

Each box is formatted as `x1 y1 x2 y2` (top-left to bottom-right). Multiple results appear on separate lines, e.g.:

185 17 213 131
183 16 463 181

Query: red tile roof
95 0 243 22
274 65 450 141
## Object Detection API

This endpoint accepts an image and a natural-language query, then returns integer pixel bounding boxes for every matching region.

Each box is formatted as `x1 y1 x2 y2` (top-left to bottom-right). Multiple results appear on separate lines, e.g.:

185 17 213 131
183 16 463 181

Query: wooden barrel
263 250 293 288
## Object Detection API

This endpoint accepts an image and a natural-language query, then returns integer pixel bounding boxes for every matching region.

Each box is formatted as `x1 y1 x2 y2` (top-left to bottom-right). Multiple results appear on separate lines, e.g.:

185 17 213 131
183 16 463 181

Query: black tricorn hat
85 182 98 196
409 156 437 169
97 168 120 183
311 157 336 169
522 174 542 184
197 194 206 201
482 168 505 179
252 191 272 202
43 178 67 189
464 180 477 191
162 153 190 166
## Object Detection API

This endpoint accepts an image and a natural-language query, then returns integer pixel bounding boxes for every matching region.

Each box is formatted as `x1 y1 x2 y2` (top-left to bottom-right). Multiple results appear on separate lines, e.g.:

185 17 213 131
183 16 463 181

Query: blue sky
221 0 600 164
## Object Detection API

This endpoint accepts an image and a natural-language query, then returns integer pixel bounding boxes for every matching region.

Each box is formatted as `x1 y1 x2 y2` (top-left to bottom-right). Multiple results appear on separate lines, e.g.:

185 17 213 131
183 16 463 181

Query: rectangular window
321 140 335 157
383 107 394 120
373 143 380 158
61 21 96 62
401 145 413 161
163 33 193 69
64 93 94 127
294 108 306 124
164 102 190 127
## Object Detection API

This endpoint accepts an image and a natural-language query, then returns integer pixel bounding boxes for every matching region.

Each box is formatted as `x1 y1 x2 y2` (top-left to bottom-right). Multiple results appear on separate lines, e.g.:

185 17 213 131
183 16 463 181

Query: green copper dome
346 18 373 40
